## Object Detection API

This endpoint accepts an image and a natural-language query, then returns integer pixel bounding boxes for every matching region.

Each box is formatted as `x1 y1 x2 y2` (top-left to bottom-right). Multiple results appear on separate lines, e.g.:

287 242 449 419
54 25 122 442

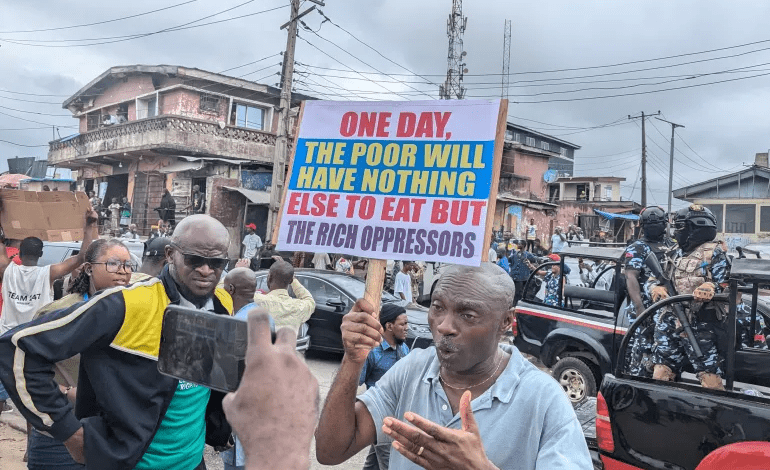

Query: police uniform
623 240 664 377
651 241 729 383
623 206 675 378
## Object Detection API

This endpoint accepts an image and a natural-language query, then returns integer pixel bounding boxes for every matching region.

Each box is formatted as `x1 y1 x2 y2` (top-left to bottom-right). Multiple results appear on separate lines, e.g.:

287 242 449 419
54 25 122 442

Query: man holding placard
315 263 592 469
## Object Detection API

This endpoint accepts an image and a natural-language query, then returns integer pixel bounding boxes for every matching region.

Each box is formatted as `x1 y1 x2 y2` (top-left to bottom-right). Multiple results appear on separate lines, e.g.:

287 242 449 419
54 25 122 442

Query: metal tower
501 20 511 99
439 0 467 100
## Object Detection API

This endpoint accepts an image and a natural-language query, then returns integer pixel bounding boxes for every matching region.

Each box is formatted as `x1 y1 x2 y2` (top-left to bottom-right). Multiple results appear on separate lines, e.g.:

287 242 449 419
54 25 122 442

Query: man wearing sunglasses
0 214 234 470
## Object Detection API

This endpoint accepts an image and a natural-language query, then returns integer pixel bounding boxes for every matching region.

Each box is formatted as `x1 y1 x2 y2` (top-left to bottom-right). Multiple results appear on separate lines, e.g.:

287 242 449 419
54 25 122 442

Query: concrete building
673 152 770 250
47 65 314 253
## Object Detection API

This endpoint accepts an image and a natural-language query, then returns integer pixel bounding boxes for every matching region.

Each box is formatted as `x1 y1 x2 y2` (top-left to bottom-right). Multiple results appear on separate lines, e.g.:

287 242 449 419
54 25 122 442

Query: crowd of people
1 195 754 469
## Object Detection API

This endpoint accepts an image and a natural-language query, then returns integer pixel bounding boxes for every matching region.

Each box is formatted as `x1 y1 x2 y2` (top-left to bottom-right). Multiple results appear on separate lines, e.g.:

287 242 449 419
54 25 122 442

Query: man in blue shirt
509 242 537 305
359 303 410 470
315 263 592 470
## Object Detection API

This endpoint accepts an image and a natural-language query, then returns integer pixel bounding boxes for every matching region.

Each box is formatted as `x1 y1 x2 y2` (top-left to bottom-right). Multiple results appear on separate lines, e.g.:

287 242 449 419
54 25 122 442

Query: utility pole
267 0 317 239
656 117 685 218
628 111 660 207
501 20 511 100
439 0 468 99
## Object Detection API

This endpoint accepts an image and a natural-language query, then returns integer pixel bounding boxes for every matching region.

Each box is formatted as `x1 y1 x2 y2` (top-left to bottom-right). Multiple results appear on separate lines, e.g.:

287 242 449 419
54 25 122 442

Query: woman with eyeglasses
27 238 136 470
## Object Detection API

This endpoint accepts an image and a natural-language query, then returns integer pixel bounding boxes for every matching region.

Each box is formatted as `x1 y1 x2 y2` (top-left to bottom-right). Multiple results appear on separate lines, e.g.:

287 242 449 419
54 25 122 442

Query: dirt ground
0 422 28 470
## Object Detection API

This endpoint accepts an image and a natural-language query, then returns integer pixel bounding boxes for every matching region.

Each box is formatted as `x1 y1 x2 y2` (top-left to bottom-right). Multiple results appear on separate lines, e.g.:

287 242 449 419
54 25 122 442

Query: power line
318 11 442 89
0 110 77 128
0 139 48 148
0 0 198 34
0 2 288 48
0 95 63 105
0 126 51 131
300 28 436 99
0 104 70 117
297 34 416 100
512 70 770 104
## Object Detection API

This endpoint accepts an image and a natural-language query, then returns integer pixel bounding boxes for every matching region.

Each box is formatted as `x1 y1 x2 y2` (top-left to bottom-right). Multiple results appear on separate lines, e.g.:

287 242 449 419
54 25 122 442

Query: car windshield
323 274 399 301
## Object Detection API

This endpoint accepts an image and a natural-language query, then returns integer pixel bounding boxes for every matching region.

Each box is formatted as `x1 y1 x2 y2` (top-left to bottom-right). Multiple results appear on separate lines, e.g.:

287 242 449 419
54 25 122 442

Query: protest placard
276 99 508 312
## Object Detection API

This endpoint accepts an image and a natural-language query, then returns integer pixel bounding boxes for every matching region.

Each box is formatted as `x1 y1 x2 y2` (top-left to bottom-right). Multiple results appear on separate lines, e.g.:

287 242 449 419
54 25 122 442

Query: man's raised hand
340 298 382 364
382 391 498 470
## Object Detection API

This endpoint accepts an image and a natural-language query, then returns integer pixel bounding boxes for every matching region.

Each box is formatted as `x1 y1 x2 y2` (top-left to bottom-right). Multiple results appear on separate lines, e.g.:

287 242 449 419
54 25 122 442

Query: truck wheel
552 357 597 404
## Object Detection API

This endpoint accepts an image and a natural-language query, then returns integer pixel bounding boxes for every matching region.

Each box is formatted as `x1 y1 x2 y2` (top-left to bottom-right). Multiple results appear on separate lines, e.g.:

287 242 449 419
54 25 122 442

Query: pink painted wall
93 75 154 107
160 89 227 123
512 151 549 200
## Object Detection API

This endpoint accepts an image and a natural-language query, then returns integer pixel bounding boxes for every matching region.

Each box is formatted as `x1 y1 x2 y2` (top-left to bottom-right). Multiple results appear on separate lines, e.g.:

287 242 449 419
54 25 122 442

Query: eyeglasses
170 243 229 270
92 259 138 273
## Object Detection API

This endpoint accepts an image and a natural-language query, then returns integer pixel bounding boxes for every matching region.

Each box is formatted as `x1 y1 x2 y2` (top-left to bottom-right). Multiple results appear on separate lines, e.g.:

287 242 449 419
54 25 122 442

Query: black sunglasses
170 243 228 270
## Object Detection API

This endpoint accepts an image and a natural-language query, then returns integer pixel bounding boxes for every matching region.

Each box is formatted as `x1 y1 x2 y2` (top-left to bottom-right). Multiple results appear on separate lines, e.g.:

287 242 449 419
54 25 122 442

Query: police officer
650 205 729 390
623 206 675 377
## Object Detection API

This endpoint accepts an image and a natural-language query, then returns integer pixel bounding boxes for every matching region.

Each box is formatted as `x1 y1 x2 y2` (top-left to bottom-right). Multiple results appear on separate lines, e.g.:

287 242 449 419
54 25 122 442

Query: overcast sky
2 0 770 208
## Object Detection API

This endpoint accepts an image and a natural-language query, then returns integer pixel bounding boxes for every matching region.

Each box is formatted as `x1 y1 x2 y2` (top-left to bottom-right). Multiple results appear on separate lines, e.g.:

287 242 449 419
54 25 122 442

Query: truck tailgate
601 374 770 469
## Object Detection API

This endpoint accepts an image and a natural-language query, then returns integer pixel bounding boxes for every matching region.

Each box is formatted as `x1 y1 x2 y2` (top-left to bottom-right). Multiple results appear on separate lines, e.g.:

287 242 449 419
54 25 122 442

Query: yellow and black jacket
0 267 233 469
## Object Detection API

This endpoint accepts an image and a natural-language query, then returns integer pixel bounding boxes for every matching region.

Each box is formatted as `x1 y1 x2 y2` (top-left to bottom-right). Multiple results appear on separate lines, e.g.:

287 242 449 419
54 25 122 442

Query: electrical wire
0 109 76 128
297 34 416 101
0 2 288 48
0 1 198 34
301 28 436 100
0 139 48 148
0 104 70 117
512 70 770 104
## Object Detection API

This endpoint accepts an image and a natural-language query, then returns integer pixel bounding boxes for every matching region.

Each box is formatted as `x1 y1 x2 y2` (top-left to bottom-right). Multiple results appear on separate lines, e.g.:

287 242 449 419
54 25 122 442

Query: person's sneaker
1 401 12 412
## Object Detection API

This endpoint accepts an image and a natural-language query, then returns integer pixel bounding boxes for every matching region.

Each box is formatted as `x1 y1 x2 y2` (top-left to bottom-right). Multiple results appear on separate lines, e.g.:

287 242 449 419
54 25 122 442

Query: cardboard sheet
0 189 90 241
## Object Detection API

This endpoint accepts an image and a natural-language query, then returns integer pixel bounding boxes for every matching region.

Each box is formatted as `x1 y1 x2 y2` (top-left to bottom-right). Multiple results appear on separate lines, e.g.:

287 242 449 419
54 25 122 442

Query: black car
255 269 433 353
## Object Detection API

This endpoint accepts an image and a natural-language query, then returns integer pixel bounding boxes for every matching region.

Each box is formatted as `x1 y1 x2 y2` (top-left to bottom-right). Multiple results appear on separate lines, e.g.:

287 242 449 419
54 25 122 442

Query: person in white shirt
253 259 315 335
312 252 331 270
551 226 567 253
488 244 497 263
121 224 140 240
0 207 97 414
393 261 414 305
335 256 354 275
241 224 262 260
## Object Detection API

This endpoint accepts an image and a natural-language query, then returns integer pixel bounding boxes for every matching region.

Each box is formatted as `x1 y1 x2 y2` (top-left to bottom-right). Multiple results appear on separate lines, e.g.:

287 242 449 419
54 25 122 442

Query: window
560 147 568 156
512 132 521 143
505 129 514 141
604 186 612 201
541 141 550 151
760 206 770 232
704 204 723 232
725 204 755 233
234 103 265 130
525 136 536 147
137 96 157 119
199 94 220 113
576 184 589 201
86 113 100 131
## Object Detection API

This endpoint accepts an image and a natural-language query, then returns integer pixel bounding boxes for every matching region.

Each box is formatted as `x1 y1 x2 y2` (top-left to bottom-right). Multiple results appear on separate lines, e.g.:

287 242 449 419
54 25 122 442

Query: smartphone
158 305 275 392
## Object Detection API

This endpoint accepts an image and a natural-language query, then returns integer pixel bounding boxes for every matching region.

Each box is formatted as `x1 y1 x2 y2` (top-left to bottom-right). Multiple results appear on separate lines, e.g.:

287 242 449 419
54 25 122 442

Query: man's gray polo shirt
358 344 592 469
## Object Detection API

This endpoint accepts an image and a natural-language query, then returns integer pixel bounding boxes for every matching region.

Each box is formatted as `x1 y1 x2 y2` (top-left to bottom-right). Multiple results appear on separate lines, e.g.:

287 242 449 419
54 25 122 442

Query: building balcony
48 115 279 167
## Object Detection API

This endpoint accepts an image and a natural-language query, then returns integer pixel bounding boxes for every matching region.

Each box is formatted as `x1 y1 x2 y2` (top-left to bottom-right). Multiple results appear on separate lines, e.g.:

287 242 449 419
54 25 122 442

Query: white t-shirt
1 264 53 334
488 247 497 262
394 271 413 304
527 225 537 239
242 233 263 259
312 252 331 270
551 234 566 253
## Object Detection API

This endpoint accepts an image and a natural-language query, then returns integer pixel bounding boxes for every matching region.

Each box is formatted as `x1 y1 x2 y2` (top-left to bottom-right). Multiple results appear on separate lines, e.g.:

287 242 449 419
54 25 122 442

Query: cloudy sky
2 0 769 208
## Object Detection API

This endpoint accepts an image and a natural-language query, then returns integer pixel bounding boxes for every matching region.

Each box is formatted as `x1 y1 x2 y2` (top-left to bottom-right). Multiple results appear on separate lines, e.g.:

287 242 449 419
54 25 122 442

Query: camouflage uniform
736 302 768 349
622 240 657 377
651 241 730 377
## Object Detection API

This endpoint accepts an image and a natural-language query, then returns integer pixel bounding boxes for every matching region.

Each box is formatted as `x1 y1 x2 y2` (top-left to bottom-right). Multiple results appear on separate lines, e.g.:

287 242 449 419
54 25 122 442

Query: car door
295 274 350 352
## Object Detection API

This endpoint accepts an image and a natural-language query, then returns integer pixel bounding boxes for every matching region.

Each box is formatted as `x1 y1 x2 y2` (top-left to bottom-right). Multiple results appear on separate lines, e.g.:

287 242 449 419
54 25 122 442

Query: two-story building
493 123 583 243
48 65 314 253
673 152 770 250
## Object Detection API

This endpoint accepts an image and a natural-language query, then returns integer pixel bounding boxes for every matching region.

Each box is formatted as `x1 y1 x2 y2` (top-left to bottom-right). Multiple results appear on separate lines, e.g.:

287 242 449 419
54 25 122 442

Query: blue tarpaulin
593 209 639 221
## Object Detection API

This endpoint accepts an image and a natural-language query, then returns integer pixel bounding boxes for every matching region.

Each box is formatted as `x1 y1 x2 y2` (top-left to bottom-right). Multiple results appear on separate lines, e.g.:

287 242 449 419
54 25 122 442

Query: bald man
316 263 592 470
253 259 315 336
224 267 257 315
0 215 235 470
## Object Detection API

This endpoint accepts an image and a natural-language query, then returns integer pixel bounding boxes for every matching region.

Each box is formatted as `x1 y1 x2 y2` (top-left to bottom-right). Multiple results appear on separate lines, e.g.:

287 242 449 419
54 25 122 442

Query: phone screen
158 305 266 392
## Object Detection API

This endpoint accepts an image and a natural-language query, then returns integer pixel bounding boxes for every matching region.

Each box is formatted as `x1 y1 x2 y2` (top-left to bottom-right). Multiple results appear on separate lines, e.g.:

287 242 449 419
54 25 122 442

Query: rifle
644 251 704 358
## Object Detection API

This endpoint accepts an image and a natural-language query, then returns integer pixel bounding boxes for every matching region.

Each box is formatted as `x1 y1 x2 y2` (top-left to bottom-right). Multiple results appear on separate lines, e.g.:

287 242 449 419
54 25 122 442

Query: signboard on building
276 99 507 266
